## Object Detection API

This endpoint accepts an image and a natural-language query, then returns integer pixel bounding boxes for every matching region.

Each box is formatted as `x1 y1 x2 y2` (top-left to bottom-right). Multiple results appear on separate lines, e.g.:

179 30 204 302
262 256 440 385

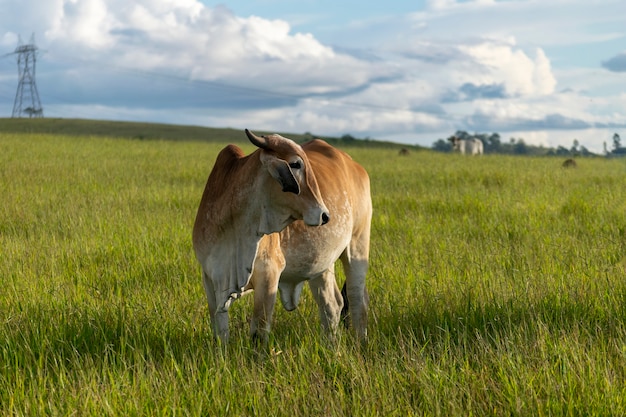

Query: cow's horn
245 129 270 150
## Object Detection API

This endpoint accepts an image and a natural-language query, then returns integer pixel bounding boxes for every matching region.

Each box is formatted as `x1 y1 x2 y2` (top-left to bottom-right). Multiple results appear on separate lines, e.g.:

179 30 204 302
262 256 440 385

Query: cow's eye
289 161 302 170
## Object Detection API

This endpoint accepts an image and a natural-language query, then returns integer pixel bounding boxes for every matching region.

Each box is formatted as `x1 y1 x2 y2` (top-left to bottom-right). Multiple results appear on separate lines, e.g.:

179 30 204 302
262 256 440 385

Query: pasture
2 131 626 415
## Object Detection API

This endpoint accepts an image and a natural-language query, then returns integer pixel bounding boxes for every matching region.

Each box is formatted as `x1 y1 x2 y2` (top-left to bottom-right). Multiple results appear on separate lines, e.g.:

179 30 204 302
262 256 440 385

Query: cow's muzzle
304 207 330 226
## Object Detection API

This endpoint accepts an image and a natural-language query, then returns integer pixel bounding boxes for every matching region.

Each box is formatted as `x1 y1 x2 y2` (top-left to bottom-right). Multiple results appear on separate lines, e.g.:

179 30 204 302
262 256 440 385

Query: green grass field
2 129 626 415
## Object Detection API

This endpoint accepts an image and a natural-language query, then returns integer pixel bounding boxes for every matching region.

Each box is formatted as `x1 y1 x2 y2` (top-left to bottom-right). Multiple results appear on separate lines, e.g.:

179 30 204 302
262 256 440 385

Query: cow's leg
213 310 229 344
309 269 344 340
248 236 284 346
202 271 229 343
340 233 370 343
248 271 280 346
340 257 369 341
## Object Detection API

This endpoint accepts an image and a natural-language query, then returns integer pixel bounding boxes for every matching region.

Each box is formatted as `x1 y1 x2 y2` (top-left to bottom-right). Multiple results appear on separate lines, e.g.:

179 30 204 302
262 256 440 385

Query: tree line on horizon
431 131 626 157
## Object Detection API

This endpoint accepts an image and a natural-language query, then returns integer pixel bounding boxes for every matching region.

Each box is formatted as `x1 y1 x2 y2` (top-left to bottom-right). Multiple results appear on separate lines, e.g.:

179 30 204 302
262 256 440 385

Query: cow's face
247 130 329 233
449 136 461 151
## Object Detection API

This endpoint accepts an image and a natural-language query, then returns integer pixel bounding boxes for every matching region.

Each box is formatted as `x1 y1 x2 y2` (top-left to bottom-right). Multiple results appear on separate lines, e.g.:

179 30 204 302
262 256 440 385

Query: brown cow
562 158 577 168
193 130 372 345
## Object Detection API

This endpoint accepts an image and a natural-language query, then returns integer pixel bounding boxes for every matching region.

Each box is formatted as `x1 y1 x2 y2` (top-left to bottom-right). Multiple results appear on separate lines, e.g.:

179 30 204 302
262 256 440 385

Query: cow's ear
272 160 300 194
261 154 300 194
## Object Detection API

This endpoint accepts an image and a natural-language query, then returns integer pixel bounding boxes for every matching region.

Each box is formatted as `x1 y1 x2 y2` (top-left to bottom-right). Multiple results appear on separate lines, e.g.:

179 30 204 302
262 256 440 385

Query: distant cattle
398 148 410 156
193 129 372 345
562 158 577 168
449 136 484 155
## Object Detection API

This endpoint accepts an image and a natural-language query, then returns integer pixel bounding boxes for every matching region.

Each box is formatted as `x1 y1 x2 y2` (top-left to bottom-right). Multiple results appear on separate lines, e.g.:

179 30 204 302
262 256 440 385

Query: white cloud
456 41 556 97
40 0 384 97
1 32 19 48
415 0 625 47
46 0 116 48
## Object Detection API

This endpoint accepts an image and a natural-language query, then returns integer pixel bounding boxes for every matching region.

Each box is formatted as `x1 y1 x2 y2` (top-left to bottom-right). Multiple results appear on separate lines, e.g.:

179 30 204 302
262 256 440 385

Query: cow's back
304 139 370 215
471 139 484 155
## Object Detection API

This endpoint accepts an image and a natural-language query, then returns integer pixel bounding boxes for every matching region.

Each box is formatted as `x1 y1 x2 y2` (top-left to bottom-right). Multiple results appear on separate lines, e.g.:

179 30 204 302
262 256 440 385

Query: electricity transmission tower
8 34 43 118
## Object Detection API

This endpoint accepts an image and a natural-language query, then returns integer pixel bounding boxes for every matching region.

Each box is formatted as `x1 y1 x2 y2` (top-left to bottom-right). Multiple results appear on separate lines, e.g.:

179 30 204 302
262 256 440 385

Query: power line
47 52 448 118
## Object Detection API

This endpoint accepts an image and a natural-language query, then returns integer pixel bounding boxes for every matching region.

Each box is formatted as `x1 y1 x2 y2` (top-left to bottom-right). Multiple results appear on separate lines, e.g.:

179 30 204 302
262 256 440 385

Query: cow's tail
340 282 350 328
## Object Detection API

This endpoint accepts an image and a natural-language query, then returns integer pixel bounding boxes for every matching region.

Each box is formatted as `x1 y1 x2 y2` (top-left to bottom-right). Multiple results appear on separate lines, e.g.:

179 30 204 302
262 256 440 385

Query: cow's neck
205 152 290 237
205 154 290 310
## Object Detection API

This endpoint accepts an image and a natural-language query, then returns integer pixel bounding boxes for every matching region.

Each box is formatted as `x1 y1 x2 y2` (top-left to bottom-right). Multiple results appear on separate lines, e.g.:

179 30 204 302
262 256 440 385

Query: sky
0 0 624 152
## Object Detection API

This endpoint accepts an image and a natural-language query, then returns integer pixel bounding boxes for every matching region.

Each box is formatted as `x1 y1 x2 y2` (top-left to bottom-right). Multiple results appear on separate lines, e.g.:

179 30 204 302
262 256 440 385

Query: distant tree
613 133 621 150
612 147 626 155
483 133 502 153
432 138 452 152
513 139 528 155
341 134 356 142
579 146 592 156
555 146 571 156
489 133 501 142
454 130 471 140
571 139 579 155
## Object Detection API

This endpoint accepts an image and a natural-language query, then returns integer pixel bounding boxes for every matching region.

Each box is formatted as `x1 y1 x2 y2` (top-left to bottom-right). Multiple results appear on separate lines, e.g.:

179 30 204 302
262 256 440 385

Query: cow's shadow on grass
5 299 233 370
8 286 626 371
372 289 626 355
